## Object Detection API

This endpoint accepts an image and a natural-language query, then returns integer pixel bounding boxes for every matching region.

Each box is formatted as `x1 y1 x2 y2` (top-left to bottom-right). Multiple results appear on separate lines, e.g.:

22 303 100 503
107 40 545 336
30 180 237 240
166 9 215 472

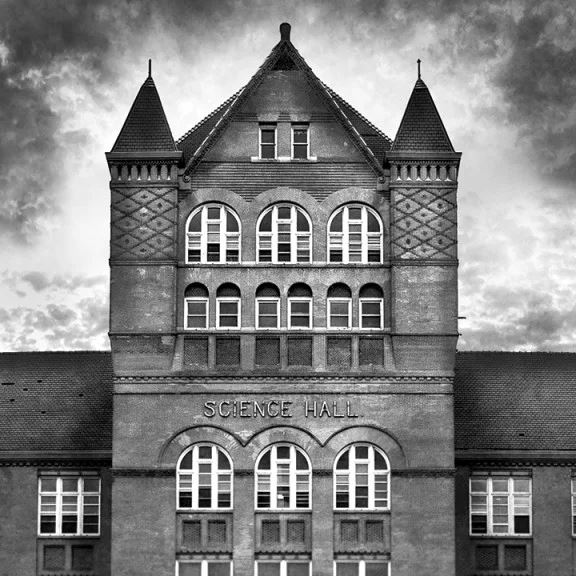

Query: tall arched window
256 445 311 509
178 444 233 509
327 283 352 329
256 283 280 329
334 444 389 510
359 284 384 330
287 284 312 329
216 284 241 329
186 204 241 263
184 283 209 329
257 204 311 263
328 205 382 263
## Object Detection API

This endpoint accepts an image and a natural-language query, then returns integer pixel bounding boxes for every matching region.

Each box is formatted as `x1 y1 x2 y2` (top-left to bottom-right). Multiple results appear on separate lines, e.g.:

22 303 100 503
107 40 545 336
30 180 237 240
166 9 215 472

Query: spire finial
148 59 152 78
280 22 291 42
417 58 421 80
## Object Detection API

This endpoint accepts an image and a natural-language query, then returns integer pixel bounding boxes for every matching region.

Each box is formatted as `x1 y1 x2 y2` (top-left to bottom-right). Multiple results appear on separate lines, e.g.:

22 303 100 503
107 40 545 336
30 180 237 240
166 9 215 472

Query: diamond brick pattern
111 187 176 260
392 188 457 259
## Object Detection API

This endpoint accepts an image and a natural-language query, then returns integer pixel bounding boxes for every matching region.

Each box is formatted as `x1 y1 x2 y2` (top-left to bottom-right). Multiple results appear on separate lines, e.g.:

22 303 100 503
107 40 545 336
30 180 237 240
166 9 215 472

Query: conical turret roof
391 78 454 153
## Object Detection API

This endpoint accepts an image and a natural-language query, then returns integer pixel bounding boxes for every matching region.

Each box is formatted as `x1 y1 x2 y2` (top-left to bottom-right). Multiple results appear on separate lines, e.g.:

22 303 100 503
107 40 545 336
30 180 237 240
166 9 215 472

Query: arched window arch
216 284 241 329
256 283 280 329
327 283 352 329
334 444 389 510
328 205 383 263
184 283 209 329
359 284 384 330
177 444 233 510
186 204 241 263
257 204 311 263
256 444 311 509
287 284 312 329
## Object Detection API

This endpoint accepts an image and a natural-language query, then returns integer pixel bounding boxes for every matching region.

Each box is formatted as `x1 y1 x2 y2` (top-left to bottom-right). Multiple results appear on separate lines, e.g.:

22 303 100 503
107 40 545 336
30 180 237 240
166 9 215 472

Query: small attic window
259 124 277 159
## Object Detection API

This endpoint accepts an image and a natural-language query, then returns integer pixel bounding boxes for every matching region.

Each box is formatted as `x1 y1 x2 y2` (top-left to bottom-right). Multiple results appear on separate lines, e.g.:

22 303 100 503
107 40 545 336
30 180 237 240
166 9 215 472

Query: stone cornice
112 468 175 478
393 468 456 478
386 151 462 161
106 151 182 162
0 450 111 466
456 449 576 467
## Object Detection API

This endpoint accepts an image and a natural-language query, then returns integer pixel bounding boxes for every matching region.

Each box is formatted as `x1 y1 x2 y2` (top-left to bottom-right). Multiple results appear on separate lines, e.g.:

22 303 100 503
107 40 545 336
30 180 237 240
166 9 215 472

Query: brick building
1 23 576 576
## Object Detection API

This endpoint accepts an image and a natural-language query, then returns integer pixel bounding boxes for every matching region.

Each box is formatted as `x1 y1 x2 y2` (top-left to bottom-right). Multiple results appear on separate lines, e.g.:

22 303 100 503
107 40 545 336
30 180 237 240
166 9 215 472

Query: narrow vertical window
327 284 352 329
288 284 312 329
184 283 209 329
292 124 309 159
328 205 383 264
359 284 383 329
572 478 576 536
216 284 240 329
178 444 233 510
256 283 280 329
186 204 241 263
260 124 277 159
257 204 311 264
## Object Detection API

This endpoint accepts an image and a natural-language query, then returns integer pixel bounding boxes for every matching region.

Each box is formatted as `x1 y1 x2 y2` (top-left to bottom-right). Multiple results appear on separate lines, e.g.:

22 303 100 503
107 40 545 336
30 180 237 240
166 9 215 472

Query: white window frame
216 297 240 329
257 205 312 264
184 297 208 330
333 444 390 511
255 444 311 510
177 444 233 510
288 297 312 330
469 475 532 536
328 205 383 264
360 298 383 330
177 560 233 576
186 204 241 264
259 124 277 159
334 560 390 576
38 474 101 536
256 297 280 329
572 478 576 536
328 298 352 329
256 560 311 576
291 124 309 160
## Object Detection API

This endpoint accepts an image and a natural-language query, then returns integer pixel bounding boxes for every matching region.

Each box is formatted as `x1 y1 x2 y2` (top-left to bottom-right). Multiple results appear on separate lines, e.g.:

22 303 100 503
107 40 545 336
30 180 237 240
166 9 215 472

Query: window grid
334 445 390 510
256 445 311 510
469 476 531 536
178 445 233 510
288 298 312 329
328 298 352 329
292 125 309 159
177 560 232 576
334 560 390 576
258 205 311 264
360 299 383 330
216 298 240 329
256 560 311 576
572 478 576 536
256 298 280 329
38 476 100 536
187 205 241 264
260 125 277 159
328 205 382 264
185 298 208 329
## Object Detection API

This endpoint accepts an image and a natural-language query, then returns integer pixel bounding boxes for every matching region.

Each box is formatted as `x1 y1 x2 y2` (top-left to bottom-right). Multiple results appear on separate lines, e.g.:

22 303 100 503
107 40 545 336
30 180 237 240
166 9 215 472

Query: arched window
256 283 280 329
184 283 209 329
287 284 312 329
257 204 311 263
177 444 233 510
359 284 383 330
256 445 311 509
334 444 389 510
186 204 241 263
328 205 382 263
327 284 352 329
216 284 241 329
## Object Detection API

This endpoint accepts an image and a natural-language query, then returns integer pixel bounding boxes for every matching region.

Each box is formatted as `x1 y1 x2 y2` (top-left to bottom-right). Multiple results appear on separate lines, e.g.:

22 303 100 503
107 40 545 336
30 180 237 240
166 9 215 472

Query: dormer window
292 124 309 159
260 124 277 159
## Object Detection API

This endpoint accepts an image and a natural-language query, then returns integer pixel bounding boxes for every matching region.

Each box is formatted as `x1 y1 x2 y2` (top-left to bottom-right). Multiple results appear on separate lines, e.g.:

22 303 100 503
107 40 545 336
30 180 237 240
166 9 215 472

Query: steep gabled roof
177 23 389 173
391 78 454 153
111 74 177 153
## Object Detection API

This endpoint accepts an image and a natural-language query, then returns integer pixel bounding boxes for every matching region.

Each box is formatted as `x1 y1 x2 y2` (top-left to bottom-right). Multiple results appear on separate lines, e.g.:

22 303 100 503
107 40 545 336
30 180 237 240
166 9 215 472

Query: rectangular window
38 475 100 536
469 474 531 536
360 299 383 329
257 561 310 576
328 299 351 328
185 298 208 329
288 298 311 329
217 298 240 329
572 478 576 536
257 298 279 329
260 125 277 159
292 125 309 159
334 561 390 576
178 561 232 576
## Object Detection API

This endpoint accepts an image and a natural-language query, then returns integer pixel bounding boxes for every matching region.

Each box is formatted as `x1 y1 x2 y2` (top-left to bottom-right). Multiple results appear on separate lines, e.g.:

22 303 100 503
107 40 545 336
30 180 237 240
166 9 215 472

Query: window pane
287 563 309 576
293 145 308 159
365 563 388 576
226 211 239 232
179 563 202 576
40 478 57 492
261 130 275 144
208 562 230 576
258 563 281 576
336 563 359 576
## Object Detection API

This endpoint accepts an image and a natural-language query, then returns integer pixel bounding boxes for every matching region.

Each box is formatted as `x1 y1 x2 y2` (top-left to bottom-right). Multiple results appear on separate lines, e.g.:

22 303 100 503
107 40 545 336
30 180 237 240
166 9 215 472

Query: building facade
1 22 576 576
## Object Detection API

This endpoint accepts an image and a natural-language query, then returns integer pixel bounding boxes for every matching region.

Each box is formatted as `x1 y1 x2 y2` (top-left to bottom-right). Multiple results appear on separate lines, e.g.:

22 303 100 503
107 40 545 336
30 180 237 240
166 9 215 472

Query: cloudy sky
1 0 575 352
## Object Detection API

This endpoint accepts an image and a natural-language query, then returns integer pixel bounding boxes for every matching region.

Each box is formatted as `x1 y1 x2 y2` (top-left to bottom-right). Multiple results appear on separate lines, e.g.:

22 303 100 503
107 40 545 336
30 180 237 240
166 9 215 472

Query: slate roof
0 352 113 454
455 352 576 452
111 76 177 153
391 78 454 153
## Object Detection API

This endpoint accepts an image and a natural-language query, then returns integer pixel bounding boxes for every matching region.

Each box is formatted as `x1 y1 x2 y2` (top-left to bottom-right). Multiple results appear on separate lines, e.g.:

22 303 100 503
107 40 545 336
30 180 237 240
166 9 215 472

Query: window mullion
508 477 514 535
219 206 226 264
361 207 368 263
272 207 278 263
343 208 349 264
368 449 374 509
56 478 63 536
271 447 278 509
78 478 84 535
212 445 218 508
487 478 493 535
192 447 198 509
290 206 296 264
201 208 207 262
350 449 356 509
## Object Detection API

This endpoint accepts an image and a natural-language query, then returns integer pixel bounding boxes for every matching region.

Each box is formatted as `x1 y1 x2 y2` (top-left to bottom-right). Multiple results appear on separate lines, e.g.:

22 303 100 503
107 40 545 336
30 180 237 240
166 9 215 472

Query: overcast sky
1 0 575 352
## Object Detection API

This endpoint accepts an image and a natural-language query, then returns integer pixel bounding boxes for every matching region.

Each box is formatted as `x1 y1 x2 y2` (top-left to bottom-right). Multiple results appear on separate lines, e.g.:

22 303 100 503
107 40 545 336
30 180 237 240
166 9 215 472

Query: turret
105 64 182 375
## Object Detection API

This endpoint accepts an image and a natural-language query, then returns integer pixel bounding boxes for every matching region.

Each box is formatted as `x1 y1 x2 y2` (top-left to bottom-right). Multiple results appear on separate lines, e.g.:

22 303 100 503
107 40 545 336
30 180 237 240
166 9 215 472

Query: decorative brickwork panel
71 545 94 571
327 337 352 368
475 545 498 570
256 337 281 366
216 337 240 366
111 187 176 260
262 520 281 544
287 520 306 544
183 521 202 548
208 520 227 545
43 545 65 570
504 545 527 571
365 520 384 543
287 337 312 367
392 188 456 259
359 337 384 367
184 337 209 367
340 520 359 543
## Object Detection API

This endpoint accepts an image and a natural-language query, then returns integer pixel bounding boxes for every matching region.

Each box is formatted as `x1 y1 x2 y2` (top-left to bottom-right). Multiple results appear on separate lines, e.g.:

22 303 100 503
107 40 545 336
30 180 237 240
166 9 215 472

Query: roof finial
417 58 421 80
148 59 152 78
280 22 291 42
